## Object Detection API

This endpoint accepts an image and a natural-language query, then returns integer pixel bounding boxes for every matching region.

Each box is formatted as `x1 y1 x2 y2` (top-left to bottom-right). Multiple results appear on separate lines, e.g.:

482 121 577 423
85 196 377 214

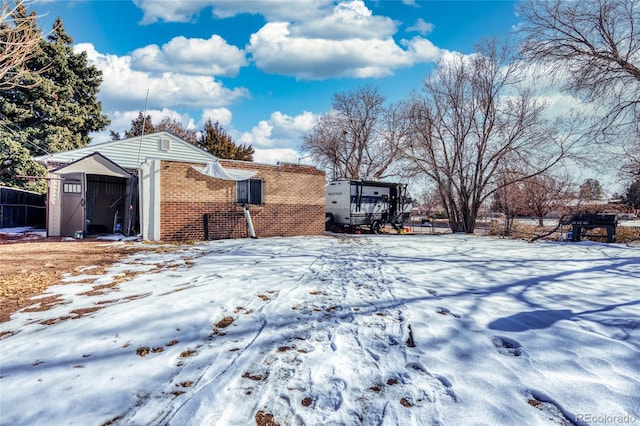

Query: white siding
47 175 62 237
35 132 217 169
140 160 161 241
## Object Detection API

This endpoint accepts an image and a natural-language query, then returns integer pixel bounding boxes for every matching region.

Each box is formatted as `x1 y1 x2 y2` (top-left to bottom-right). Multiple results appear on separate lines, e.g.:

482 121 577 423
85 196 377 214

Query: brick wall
159 160 326 241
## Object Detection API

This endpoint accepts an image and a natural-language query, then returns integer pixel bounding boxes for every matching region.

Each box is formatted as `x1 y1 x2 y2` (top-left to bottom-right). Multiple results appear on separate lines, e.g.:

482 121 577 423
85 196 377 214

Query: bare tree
404 40 576 233
302 111 349 179
518 0 640 175
0 1 43 91
521 172 573 226
492 171 526 236
492 170 571 234
302 85 408 180
370 100 413 179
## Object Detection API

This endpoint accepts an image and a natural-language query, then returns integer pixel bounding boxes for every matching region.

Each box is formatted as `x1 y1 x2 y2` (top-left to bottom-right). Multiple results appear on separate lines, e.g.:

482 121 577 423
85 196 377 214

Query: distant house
34 131 326 241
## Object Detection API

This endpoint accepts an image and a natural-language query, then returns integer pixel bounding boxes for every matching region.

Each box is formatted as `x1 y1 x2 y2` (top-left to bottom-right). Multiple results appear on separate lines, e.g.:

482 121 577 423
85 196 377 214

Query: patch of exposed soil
215 316 234 329
0 240 143 323
255 411 278 426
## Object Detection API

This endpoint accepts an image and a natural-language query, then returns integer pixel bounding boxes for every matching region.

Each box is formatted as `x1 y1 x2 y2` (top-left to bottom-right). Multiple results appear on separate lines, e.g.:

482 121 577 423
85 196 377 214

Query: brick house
35 132 326 241
149 159 325 241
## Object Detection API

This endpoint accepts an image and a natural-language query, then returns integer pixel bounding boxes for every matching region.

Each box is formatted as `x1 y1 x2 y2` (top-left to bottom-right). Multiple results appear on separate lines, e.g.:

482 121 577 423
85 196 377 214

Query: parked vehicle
617 213 637 221
420 219 433 227
325 179 412 233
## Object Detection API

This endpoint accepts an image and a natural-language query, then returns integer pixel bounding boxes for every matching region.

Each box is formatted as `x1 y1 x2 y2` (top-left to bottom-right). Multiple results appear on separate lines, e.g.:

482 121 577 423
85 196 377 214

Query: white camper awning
193 161 257 181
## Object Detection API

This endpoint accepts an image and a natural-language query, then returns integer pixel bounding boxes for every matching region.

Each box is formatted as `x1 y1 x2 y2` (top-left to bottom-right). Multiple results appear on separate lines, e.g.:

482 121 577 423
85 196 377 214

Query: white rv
325 179 412 233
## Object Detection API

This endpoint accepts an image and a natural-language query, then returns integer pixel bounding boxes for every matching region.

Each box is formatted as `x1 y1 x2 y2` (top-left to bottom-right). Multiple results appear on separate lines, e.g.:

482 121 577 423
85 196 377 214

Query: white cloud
133 0 207 24
406 18 434 35
200 108 234 128
134 0 334 23
253 147 303 165
270 111 316 137
238 119 274 147
134 1 443 80
130 35 247 77
248 23 443 79
74 43 249 111
210 0 334 21
235 111 317 149
291 0 397 40
401 36 442 62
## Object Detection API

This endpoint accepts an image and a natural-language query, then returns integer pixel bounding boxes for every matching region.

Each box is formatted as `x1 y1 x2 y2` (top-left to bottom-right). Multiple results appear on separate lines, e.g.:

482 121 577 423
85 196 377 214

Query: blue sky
38 0 521 165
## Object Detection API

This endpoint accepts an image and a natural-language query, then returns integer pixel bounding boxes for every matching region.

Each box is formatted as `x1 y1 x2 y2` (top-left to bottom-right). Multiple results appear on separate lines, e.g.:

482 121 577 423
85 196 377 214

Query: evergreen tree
109 130 121 141
156 116 197 144
112 114 198 143
198 119 254 161
0 135 46 192
122 111 155 139
624 180 640 211
579 178 604 202
0 15 109 192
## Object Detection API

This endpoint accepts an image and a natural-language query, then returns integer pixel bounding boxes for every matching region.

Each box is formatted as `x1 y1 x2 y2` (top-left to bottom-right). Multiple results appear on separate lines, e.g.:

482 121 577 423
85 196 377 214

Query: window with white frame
63 183 82 193
237 179 263 205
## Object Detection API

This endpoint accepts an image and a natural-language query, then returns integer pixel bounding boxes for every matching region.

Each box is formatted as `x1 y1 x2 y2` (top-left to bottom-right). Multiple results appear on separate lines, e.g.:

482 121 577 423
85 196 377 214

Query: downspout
243 204 257 238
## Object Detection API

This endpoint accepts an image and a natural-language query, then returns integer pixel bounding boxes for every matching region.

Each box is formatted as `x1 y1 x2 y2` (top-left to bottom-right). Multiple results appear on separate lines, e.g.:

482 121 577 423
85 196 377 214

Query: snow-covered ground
1 234 639 426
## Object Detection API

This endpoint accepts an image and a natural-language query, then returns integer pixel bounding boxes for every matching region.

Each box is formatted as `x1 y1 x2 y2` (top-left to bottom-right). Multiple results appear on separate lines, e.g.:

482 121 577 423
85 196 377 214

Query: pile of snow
0 227 46 241
0 227 138 242
1 234 638 425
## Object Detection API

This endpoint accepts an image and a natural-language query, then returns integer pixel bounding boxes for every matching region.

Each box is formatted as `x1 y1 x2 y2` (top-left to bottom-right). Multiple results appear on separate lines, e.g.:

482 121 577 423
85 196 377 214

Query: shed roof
34 131 217 169
51 152 131 178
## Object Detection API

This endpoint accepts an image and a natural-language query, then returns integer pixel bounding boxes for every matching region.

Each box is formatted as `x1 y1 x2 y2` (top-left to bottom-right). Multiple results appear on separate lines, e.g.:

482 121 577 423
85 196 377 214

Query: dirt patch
136 347 151 357
180 349 197 358
215 316 234 329
243 372 268 381
0 239 144 323
528 398 542 408
255 411 278 426
400 397 413 408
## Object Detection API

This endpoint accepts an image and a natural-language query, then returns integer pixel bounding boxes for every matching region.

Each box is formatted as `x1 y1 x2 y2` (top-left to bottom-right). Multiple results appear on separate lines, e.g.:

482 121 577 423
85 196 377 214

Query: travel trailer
325 179 412 233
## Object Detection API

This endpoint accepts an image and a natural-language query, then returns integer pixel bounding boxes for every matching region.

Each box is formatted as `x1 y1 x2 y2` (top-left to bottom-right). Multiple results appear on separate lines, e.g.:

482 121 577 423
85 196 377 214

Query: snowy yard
1 234 639 425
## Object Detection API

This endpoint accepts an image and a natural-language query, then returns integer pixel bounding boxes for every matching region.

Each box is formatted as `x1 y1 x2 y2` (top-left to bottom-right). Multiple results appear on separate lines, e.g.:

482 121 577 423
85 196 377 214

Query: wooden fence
0 187 46 228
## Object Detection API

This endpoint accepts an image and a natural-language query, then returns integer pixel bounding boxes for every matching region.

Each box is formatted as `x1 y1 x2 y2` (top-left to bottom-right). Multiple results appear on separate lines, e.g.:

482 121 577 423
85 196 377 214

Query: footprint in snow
400 362 458 404
492 336 524 357
315 378 346 411
526 391 576 426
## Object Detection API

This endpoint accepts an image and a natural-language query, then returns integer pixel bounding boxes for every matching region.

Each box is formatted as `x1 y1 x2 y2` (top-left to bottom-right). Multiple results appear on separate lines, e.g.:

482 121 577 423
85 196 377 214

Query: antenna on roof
136 88 150 167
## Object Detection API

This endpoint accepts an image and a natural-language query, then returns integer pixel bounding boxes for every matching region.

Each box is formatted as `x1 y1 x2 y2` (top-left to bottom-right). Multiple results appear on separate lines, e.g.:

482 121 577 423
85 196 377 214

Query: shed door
61 172 86 237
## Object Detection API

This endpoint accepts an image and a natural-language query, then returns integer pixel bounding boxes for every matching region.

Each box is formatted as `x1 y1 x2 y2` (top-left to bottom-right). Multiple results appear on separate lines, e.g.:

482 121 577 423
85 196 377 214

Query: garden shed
35 131 326 240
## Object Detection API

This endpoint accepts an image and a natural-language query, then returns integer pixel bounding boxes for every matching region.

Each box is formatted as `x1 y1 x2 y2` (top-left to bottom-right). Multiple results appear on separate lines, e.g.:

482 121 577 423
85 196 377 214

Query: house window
237 179 263 205
159 139 170 151
63 183 82 193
